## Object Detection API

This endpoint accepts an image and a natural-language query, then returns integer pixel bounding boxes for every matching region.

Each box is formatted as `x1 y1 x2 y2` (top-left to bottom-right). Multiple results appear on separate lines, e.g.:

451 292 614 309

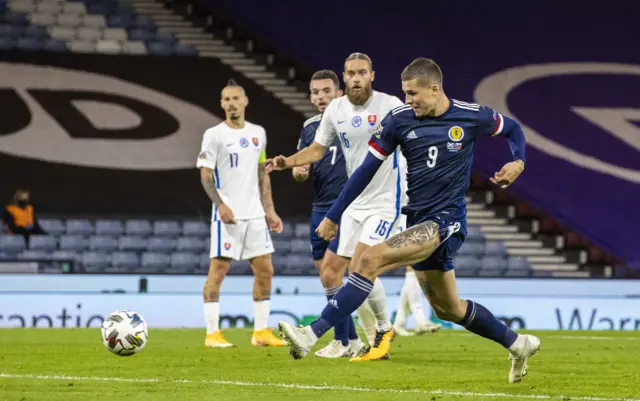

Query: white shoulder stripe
303 114 322 128
453 103 480 112
391 105 411 115
368 146 388 161
453 99 480 108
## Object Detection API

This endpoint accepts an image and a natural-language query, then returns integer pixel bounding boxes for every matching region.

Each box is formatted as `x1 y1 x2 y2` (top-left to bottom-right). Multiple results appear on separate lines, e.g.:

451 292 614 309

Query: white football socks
367 278 392 332
203 302 220 334
356 301 377 345
253 299 271 331
393 278 410 329
405 270 429 327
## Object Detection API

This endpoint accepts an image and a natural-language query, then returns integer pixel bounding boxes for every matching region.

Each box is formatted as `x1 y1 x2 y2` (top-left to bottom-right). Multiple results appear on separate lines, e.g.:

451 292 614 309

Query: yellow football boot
350 328 394 362
251 329 287 347
205 331 234 348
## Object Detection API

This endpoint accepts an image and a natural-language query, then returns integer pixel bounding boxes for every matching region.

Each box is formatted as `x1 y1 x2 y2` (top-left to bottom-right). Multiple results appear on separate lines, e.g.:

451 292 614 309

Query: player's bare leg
279 221 440 360
203 257 234 348
315 250 363 358
249 253 286 346
416 268 540 383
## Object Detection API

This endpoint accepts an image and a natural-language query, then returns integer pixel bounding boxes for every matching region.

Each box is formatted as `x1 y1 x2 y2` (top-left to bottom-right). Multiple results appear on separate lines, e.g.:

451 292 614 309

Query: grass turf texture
0 329 639 400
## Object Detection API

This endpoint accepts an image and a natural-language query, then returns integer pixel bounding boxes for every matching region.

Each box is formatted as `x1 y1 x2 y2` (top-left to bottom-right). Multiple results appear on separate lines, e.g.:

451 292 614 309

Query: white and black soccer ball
101 310 148 356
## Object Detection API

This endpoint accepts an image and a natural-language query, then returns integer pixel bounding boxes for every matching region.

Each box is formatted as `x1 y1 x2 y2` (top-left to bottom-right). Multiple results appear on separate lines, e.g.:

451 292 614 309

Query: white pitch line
447 333 639 341
1 373 638 401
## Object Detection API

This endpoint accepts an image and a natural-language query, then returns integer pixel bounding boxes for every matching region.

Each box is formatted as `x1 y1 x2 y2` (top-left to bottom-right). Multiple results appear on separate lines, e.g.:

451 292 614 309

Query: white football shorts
337 208 400 258
209 217 274 260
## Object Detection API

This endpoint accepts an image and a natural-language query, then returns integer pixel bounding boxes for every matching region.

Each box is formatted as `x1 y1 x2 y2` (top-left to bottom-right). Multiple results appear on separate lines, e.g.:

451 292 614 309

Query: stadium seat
96 39 121 53
128 28 155 42
289 239 309 254
49 25 75 40
57 13 82 27
453 255 479 269
121 40 147 55
85 3 107 15
89 236 119 252
294 222 308 238
10 1 35 13
154 30 176 43
0 37 15 50
117 236 147 252
228 260 252 275
481 256 508 270
455 267 478 277
174 44 197 57
272 239 291 254
19 250 52 260
170 252 199 270
95 219 124 237
281 222 294 237
197 253 210 272
176 237 206 253
82 252 110 271
147 41 173 56
272 255 289 270
59 235 87 251
4 11 28 25
508 257 531 270
140 252 171 271
0 24 23 38
466 225 485 242
0 235 27 255
125 219 152 237
23 24 47 38
134 15 155 30
43 38 67 52
38 218 65 236
478 267 504 277
153 220 181 237
286 254 314 270
62 2 87 15
102 27 126 40
69 39 98 53
504 268 531 277
458 242 484 257
36 1 62 14
29 235 57 251
182 221 209 237
52 250 80 261
76 26 102 40
111 252 139 269
484 241 507 257
30 12 56 26
16 37 43 51
108 15 134 29
65 219 94 235
82 14 107 28
115 4 136 17
146 237 176 252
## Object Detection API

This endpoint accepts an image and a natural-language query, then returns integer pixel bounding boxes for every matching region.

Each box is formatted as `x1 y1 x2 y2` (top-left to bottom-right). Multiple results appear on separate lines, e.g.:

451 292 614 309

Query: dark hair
226 78 239 87
401 58 443 87
344 52 373 71
310 69 340 89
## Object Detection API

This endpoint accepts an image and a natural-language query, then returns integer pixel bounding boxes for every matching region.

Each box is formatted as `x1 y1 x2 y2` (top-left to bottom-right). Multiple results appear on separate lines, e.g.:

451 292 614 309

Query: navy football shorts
309 210 340 261
406 214 467 272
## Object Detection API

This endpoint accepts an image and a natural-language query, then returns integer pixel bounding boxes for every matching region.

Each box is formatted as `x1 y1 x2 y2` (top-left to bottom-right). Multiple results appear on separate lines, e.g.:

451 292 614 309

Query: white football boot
415 321 442 334
508 334 541 383
393 326 416 337
314 340 350 358
347 338 366 357
278 322 318 360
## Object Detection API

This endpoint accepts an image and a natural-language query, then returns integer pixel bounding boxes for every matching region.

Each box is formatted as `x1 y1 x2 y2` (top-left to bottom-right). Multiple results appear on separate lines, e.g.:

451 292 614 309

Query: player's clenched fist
316 217 338 241
218 203 236 224
267 212 284 233
265 155 290 173
490 160 525 188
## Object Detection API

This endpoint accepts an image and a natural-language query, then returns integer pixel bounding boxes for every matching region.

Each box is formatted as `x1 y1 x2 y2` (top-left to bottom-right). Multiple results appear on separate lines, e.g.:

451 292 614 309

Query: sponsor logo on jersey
351 116 362 128
198 151 208 159
447 142 463 152
252 137 259 146
448 126 464 142
367 115 377 126
406 130 418 140
373 122 383 138
224 242 232 250
240 137 249 148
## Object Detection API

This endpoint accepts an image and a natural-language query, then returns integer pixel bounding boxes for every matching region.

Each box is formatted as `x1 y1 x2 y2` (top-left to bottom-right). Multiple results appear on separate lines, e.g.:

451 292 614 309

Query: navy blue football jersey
298 114 348 211
368 99 505 223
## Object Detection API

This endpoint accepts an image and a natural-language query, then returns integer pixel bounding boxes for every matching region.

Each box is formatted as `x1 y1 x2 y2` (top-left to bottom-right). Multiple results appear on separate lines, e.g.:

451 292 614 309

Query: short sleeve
476 105 505 137
297 126 311 151
196 130 217 169
367 111 399 160
259 127 268 162
314 102 337 147
388 96 405 110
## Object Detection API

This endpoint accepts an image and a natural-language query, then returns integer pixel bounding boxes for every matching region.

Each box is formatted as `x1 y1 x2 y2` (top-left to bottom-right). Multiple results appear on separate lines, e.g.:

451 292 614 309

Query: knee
319 266 340 288
253 263 274 282
429 298 466 323
207 259 230 282
354 248 383 278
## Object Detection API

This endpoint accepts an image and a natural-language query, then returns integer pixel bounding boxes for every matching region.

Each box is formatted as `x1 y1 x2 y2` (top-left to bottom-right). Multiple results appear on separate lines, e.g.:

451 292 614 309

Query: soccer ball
101 310 148 356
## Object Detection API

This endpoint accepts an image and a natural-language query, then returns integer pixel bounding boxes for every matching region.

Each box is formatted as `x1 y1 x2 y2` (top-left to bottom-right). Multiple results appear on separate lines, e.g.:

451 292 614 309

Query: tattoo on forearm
201 170 223 207
386 221 439 249
258 164 275 214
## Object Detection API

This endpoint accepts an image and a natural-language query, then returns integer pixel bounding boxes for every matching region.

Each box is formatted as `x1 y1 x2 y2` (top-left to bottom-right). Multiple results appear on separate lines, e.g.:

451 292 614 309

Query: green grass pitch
0 329 639 400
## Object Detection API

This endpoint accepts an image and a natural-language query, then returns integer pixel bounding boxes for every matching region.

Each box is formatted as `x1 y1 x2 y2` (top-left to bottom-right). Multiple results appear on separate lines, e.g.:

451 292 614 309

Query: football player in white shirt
197 79 286 348
267 53 403 361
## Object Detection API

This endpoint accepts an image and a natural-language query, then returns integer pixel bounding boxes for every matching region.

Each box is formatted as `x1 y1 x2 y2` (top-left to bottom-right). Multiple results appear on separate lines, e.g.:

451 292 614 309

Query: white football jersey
196 121 267 220
315 91 405 214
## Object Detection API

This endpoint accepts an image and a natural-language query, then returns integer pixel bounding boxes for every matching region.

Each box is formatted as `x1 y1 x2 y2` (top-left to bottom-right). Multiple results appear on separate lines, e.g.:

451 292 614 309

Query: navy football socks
460 300 518 348
325 286 348 346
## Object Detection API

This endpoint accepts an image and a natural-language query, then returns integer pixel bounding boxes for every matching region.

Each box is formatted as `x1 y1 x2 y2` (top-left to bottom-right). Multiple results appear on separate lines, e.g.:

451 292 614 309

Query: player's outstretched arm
200 167 235 224
258 163 283 233
490 115 527 188
265 142 327 173
316 152 383 241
